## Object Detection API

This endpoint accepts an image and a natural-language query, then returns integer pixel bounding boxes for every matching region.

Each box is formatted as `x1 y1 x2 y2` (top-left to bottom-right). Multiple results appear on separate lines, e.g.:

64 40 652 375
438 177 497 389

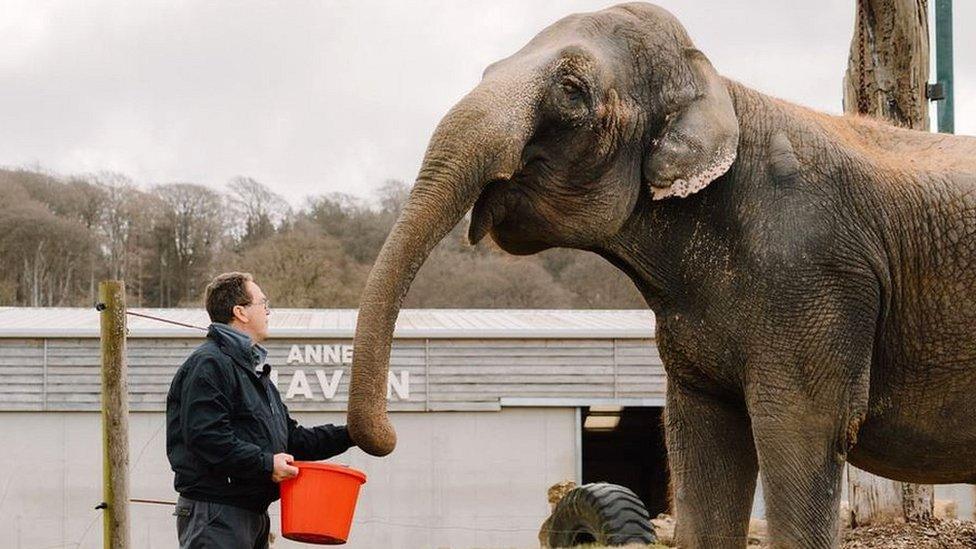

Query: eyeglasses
241 297 270 312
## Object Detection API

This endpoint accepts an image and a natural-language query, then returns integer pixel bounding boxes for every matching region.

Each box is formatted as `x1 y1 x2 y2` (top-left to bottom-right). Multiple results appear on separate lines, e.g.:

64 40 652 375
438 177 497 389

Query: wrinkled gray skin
347 4 976 548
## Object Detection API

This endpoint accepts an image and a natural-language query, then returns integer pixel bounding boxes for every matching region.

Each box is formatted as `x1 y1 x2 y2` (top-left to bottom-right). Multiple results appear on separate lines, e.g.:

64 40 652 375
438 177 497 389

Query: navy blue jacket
166 324 354 512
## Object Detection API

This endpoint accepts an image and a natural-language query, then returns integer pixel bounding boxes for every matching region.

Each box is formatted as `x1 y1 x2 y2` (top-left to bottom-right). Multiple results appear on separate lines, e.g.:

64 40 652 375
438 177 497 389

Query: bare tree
376 179 411 217
558 251 646 308
150 183 227 306
226 176 292 247
228 222 368 307
305 193 395 263
0 201 95 306
405 247 575 308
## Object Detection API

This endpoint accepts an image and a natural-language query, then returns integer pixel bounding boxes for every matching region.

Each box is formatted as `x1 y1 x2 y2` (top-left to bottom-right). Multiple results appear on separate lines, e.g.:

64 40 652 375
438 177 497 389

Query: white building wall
0 408 576 549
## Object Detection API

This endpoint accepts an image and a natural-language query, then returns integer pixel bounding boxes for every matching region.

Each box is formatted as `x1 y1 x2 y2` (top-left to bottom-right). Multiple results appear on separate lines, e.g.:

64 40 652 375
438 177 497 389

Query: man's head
205 272 271 342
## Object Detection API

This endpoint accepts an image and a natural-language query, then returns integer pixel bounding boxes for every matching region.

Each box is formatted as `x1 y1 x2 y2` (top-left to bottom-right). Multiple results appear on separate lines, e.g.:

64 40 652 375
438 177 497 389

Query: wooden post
842 0 934 526
843 0 931 130
99 280 130 548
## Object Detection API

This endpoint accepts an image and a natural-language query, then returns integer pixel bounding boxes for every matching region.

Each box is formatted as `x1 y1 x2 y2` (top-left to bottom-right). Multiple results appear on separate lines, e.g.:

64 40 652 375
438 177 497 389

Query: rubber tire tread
545 482 656 547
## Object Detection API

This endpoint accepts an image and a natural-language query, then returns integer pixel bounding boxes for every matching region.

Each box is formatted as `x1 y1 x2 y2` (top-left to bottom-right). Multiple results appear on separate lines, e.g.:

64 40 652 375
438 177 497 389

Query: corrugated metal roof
0 307 656 339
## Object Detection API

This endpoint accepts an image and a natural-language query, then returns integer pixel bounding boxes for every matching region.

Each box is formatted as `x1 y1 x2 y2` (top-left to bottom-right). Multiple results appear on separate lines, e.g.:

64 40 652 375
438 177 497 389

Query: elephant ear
643 49 739 200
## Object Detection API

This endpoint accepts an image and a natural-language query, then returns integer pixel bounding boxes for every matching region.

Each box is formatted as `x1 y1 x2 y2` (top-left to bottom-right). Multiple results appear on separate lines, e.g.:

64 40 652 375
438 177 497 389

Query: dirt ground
841 518 976 548
647 514 976 548
577 518 976 547
544 483 976 548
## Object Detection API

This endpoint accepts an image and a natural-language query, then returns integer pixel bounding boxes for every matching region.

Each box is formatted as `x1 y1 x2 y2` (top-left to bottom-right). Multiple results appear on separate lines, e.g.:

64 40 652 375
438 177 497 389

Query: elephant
346 3 976 548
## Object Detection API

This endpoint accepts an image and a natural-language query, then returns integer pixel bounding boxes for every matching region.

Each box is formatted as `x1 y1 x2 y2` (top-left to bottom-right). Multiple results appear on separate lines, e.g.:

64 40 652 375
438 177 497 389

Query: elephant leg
751 407 849 549
666 381 758 549
742 278 877 548
749 343 870 548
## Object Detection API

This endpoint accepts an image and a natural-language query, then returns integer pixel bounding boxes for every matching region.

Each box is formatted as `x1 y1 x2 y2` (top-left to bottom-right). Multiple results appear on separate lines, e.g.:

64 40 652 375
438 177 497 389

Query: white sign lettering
287 344 354 365
273 343 406 402
286 369 313 399
315 369 343 399
273 368 410 402
387 371 409 400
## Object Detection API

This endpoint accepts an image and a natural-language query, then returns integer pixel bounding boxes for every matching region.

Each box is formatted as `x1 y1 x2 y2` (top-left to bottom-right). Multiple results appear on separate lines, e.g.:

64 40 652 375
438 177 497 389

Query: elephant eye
559 77 586 102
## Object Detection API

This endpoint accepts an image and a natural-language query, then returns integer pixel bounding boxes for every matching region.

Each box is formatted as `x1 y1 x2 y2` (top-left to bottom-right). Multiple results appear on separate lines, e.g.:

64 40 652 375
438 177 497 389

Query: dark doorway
581 406 670 516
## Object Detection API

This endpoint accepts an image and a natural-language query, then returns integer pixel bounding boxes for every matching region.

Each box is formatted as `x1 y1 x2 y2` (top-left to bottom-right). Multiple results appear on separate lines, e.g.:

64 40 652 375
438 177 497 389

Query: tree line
0 168 645 309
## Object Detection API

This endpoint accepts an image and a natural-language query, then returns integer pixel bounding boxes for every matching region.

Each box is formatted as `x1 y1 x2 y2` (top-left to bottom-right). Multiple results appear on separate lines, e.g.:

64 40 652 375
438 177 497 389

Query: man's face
235 280 271 342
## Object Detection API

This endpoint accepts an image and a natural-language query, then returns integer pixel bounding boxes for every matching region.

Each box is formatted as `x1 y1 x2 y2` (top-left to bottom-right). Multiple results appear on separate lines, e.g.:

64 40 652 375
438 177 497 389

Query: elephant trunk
348 81 537 456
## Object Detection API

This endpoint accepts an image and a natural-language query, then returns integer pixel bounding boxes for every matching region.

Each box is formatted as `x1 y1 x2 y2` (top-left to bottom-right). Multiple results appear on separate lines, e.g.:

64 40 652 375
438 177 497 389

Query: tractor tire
545 482 656 547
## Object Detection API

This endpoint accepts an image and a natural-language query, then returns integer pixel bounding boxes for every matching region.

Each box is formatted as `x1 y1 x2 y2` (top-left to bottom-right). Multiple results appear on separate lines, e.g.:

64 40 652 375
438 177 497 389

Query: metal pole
99 281 130 548
935 0 954 133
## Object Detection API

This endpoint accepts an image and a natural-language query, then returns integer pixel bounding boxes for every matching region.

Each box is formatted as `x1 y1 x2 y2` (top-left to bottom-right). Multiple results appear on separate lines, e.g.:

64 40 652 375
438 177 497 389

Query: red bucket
280 462 367 544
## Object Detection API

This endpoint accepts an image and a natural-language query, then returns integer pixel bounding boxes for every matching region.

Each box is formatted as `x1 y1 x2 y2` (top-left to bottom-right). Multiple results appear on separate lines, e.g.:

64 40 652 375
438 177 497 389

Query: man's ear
232 304 249 325
643 48 739 200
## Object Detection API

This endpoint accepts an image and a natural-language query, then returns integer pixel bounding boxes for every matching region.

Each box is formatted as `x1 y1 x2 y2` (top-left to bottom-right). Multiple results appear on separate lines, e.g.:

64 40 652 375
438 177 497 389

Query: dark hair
205 272 254 323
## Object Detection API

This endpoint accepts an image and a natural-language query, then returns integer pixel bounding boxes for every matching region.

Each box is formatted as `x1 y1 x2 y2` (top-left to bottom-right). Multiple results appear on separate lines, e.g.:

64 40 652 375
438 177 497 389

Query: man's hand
271 453 299 483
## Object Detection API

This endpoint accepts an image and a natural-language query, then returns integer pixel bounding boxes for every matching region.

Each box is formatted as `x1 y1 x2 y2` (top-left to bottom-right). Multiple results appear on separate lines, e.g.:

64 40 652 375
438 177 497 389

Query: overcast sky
1 1 972 205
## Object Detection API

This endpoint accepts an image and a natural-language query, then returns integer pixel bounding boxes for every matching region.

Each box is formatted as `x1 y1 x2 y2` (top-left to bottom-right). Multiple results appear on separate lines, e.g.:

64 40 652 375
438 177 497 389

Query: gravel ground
841 518 976 548
650 514 976 548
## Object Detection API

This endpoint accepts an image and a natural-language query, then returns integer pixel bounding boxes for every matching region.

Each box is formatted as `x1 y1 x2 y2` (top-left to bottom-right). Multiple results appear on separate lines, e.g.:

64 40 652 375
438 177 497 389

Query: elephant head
348 3 739 455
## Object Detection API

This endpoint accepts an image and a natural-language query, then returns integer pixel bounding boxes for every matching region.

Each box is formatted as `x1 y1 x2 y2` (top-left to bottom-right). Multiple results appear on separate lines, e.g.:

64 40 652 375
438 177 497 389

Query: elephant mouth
468 178 512 245
468 177 551 255
468 152 553 247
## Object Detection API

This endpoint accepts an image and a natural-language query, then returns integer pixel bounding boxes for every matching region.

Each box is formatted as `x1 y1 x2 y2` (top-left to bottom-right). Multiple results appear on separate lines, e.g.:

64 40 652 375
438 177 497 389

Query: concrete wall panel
0 408 575 548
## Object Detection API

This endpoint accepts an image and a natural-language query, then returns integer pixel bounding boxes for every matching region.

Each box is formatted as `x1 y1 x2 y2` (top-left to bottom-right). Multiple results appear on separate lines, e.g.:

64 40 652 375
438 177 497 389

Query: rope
131 498 177 506
124 310 207 331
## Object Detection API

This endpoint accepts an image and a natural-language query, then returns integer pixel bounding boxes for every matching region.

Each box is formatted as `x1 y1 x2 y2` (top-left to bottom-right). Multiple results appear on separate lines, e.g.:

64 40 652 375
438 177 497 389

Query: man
166 272 355 548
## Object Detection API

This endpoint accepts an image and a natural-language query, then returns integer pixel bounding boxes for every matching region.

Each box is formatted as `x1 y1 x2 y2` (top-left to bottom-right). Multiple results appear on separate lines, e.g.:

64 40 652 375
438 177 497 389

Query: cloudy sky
1 1 972 205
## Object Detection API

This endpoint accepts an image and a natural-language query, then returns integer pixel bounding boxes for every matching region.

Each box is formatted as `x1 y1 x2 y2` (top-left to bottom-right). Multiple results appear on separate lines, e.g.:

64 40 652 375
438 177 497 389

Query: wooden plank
428 356 616 366
0 384 44 393
428 374 613 384
46 367 101 374
122 400 166 409
44 374 168 384
427 365 614 375
0 348 45 357
0 339 44 347
617 374 666 382
46 384 102 393
0 402 44 411
0 366 44 375
616 366 664 374
427 402 501 412
0 375 45 384
0 393 44 402
0 358 45 367
45 358 101 365
429 339 611 349
427 348 613 358
425 394 503 402
428 385 615 395
44 401 101 411
45 393 101 402
126 394 167 403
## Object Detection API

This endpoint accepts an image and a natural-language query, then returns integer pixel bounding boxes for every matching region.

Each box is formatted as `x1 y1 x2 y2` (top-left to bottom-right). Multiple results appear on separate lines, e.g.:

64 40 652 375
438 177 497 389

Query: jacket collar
208 322 268 374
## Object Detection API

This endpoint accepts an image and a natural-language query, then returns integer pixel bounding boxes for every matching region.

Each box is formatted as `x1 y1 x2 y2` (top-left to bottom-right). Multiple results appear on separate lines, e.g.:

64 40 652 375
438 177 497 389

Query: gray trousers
175 496 270 549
